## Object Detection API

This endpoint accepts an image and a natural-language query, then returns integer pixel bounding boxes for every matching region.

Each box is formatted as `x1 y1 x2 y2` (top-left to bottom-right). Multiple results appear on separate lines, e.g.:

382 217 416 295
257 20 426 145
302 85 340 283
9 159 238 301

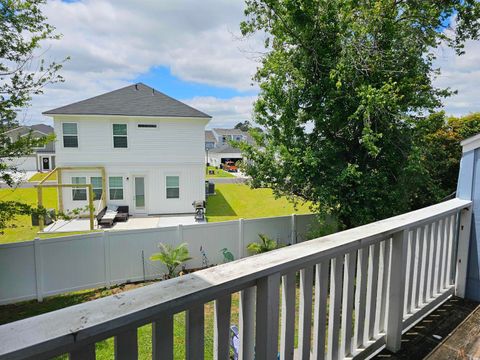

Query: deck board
372 297 478 360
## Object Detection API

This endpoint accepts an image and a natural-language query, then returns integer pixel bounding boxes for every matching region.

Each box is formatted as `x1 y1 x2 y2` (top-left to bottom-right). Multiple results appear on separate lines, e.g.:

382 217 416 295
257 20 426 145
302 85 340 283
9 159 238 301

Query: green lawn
205 166 235 178
0 188 90 244
28 172 57 182
0 283 241 360
0 183 312 244
206 183 312 222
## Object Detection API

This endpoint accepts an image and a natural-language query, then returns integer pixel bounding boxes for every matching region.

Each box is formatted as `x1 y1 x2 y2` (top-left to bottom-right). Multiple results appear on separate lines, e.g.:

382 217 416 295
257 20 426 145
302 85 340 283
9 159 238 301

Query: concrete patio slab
42 214 204 233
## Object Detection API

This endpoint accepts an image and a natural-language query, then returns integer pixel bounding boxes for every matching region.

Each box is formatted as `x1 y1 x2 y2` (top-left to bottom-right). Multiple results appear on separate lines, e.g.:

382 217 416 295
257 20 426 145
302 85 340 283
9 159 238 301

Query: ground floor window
166 176 180 199
91 177 103 201
109 176 123 200
72 177 87 201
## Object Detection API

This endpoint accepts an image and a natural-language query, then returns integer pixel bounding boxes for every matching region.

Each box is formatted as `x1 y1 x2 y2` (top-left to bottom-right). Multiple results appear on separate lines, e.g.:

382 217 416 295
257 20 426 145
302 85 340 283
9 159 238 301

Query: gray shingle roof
213 128 246 136
209 144 242 154
43 83 211 118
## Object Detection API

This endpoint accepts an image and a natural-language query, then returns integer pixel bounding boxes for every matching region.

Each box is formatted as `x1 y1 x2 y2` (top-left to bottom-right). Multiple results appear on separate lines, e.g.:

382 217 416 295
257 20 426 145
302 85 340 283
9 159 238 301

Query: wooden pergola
36 166 107 231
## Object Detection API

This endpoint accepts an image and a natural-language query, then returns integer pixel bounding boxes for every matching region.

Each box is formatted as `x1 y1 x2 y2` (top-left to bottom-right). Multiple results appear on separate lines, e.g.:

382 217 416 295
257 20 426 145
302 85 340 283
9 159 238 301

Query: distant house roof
43 83 211 118
209 144 242 154
213 128 246 136
31 124 54 134
4 124 53 137
205 130 216 142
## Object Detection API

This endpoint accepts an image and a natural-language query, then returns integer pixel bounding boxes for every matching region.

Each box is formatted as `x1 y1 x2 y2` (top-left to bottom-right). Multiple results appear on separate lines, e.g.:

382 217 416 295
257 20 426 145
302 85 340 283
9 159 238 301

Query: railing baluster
366 243 380 339
239 287 256 360
444 215 454 287
406 229 417 315
354 247 368 350
341 251 357 358
327 255 344 360
456 207 472 298
152 314 173 360
280 272 296 360
415 226 426 309
298 267 314 359
115 328 138 360
422 223 433 303
379 238 391 334
70 344 95 360
256 274 281 360
214 295 231 360
437 218 446 293
186 305 204 360
431 221 440 297
386 229 408 352
313 262 329 360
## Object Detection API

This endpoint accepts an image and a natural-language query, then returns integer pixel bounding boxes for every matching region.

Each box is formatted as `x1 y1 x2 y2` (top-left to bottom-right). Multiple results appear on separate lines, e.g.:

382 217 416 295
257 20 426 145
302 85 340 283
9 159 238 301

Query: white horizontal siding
61 164 205 215
53 115 209 166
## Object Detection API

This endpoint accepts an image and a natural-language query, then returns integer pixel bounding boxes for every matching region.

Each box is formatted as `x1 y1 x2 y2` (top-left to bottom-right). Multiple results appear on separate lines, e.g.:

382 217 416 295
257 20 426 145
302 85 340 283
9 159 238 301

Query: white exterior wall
52 115 209 215
2 156 38 171
60 164 205 215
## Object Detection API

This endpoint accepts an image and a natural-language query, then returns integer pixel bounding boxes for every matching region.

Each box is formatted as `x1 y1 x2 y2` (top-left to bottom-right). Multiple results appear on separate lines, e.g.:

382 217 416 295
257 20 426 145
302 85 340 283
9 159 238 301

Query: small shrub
247 234 282 254
150 243 192 279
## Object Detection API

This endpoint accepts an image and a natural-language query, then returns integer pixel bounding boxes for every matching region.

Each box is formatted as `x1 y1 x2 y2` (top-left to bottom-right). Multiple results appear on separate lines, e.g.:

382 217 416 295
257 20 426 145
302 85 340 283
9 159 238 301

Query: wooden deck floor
372 296 479 360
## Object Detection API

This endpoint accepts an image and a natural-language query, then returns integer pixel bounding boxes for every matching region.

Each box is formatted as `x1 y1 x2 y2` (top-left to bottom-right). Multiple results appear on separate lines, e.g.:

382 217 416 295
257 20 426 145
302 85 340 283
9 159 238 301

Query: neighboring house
2 124 56 172
205 128 251 167
43 83 211 216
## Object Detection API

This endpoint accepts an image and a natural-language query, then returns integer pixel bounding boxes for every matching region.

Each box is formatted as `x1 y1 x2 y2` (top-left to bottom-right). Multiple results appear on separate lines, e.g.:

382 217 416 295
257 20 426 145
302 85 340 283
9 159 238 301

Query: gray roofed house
2 124 56 172
43 83 211 119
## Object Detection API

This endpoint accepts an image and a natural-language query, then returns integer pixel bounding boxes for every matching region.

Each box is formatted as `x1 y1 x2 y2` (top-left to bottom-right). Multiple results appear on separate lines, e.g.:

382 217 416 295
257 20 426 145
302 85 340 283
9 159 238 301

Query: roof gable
43 83 211 119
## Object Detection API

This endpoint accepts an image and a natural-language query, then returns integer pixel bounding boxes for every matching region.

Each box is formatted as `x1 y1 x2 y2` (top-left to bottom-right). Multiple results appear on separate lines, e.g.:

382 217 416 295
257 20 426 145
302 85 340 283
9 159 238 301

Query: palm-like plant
150 243 192 279
247 234 282 255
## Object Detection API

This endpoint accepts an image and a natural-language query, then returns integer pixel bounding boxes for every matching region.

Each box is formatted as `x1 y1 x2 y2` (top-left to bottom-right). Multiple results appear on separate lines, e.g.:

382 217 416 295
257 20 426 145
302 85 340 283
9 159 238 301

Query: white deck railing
0 198 472 360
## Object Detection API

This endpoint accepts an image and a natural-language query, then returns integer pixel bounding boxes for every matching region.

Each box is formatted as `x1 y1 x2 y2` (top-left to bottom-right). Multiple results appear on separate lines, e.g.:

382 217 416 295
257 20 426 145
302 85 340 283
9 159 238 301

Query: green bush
150 243 192 279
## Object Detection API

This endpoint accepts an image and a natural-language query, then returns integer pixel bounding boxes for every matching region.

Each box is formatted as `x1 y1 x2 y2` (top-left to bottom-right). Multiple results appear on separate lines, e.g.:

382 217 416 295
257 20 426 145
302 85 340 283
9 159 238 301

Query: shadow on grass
206 189 237 217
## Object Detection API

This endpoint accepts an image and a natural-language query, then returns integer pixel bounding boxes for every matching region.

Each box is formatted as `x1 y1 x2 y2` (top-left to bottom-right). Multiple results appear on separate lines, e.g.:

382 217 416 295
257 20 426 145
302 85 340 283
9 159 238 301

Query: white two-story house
43 83 211 216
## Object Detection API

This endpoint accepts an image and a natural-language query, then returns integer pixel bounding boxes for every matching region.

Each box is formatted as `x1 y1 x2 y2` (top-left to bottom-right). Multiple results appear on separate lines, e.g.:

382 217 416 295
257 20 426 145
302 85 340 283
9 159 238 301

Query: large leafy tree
239 0 480 228
0 0 65 231
410 111 480 209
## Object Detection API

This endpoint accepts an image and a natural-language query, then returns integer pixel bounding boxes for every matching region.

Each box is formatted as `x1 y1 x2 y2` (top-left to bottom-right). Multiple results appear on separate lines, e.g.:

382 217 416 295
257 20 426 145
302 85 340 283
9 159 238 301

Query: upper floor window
166 176 180 199
63 123 78 148
138 124 157 129
113 124 127 148
72 176 87 201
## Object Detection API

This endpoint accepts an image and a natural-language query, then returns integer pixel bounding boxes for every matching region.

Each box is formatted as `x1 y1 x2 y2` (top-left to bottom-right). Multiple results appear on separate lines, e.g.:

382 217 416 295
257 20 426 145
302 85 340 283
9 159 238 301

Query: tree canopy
0 0 66 231
239 0 480 228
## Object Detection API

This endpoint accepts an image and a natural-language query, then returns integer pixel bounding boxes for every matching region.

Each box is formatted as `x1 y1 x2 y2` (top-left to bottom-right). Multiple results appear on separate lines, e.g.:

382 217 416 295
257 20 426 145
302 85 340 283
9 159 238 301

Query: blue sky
134 66 257 100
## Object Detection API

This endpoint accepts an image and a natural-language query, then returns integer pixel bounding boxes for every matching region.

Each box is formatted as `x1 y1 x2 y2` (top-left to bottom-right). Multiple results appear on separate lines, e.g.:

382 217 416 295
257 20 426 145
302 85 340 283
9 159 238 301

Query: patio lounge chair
115 206 129 222
96 205 117 227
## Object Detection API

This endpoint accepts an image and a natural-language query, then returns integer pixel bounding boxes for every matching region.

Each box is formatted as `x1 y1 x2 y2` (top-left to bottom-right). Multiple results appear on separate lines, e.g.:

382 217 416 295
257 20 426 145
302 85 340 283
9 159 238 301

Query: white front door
133 176 146 214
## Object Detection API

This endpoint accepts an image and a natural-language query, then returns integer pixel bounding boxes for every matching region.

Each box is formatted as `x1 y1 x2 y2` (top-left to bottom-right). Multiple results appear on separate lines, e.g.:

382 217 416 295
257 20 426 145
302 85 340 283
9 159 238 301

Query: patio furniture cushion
115 206 129 222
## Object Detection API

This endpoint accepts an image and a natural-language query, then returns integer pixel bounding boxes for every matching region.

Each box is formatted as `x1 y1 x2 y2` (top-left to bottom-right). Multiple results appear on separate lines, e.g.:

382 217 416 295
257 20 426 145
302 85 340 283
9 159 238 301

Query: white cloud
22 1 480 128
434 37 480 116
185 96 256 128
22 0 262 126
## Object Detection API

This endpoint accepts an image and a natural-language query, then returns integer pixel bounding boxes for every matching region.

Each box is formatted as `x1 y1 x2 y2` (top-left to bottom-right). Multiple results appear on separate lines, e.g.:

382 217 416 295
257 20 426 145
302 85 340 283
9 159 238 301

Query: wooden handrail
0 198 471 359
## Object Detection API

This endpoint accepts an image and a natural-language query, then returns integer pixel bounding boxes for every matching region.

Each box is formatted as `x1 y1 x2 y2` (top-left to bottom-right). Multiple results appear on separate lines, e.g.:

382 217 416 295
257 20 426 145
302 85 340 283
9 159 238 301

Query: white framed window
91 177 103 201
113 124 128 148
109 176 123 200
63 123 78 148
166 176 180 199
72 177 87 201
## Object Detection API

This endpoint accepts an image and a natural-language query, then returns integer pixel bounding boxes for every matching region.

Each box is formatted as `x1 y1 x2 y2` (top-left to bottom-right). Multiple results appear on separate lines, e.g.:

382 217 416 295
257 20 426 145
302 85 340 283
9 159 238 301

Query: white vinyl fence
0 214 317 305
